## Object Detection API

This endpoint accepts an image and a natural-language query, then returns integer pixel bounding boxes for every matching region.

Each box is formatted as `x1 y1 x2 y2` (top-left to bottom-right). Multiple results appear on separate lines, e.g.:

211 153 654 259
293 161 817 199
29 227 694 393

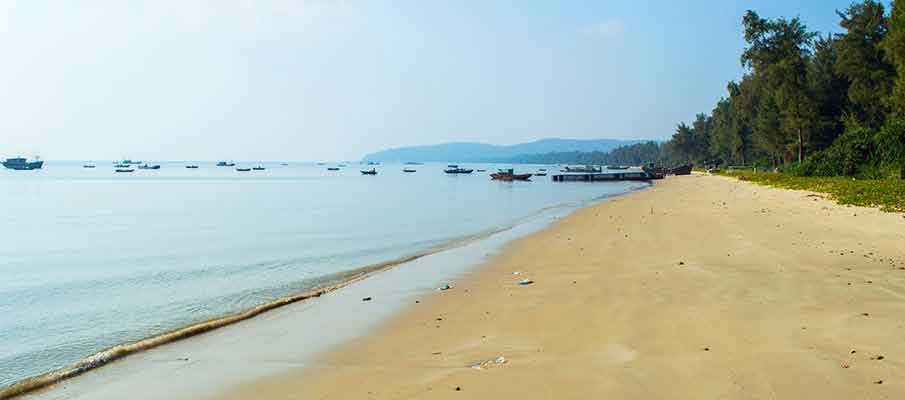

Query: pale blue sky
0 1 865 161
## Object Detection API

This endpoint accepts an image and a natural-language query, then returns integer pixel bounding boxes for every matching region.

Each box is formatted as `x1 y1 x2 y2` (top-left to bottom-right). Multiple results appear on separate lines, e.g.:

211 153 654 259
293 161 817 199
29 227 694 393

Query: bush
876 119 905 179
792 126 878 177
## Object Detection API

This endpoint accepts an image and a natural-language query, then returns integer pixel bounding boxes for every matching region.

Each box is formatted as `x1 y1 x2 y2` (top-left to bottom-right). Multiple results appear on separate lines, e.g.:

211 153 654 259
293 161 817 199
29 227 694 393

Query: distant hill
361 138 649 163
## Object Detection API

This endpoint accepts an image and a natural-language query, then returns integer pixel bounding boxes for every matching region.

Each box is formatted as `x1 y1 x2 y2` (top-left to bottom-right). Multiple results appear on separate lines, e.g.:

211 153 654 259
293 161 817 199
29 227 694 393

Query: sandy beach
221 174 905 399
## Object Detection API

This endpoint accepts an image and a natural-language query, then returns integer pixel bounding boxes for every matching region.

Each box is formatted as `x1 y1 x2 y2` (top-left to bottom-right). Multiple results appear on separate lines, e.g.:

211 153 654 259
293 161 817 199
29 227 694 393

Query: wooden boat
83 164 96 169
236 167 251 172
490 169 532 181
361 168 377 175
252 166 266 171
137 164 161 170
403 168 417 173
534 172 547 177
669 164 693 175
476 169 487 172
115 168 134 173
114 163 130 168
217 161 236 167
185 165 199 169
327 167 341 171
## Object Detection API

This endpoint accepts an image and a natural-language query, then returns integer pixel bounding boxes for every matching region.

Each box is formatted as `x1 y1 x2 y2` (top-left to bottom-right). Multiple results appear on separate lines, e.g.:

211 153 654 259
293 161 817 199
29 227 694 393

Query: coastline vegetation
526 1 905 211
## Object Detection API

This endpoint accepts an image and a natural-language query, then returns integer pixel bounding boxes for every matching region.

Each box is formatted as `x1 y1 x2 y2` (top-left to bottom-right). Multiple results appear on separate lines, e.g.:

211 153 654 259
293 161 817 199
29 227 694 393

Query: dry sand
221 174 905 399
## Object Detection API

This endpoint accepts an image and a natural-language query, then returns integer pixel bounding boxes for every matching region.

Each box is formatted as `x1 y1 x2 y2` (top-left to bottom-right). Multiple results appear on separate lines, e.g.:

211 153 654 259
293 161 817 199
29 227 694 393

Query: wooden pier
552 171 656 182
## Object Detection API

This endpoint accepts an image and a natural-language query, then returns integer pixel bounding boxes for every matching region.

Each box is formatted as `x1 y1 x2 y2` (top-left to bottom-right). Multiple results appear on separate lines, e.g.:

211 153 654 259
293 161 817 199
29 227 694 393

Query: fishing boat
216 161 236 167
137 163 161 170
534 172 547 177
490 169 532 181
444 165 474 174
404 162 424 165
2 157 44 170
327 167 341 171
83 164 96 169
185 165 199 169
236 167 251 172
252 166 266 171
476 169 487 172
560 165 602 173
403 168 417 173
538 168 547 172
115 168 134 173
361 168 377 175
114 163 130 168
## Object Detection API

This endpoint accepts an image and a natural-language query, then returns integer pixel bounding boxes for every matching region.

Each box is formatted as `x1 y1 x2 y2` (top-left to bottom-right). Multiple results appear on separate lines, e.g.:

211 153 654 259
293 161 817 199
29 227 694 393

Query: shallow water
0 161 646 387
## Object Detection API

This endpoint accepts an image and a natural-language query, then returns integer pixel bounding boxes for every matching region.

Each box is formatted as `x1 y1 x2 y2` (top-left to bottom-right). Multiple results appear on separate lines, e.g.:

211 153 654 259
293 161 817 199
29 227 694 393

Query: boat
367 161 380 166
538 168 547 172
280 163 289 166
2 157 44 170
476 169 487 172
490 169 533 181
560 165 602 173
404 162 424 165
360 168 377 175
534 172 547 177
252 166 266 171
137 163 161 170
115 168 134 173
327 167 341 171
83 164 96 169
130 161 143 165
669 164 693 175
114 163 130 168
185 165 199 169
338 164 347 167
444 165 474 174
403 168 417 173
216 161 236 167
236 167 251 172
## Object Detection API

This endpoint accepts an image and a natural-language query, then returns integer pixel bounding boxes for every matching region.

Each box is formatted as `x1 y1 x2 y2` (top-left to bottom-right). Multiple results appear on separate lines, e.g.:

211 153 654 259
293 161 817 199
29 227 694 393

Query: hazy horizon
0 1 856 161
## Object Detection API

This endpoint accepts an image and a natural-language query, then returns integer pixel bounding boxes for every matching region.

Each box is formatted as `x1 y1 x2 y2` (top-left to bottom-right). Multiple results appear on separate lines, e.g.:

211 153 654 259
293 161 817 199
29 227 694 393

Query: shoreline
16 184 642 400
221 174 905 399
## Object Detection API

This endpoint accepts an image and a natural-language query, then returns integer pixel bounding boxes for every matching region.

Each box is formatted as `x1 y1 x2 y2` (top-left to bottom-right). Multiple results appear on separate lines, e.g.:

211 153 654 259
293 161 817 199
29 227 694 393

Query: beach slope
223 174 905 399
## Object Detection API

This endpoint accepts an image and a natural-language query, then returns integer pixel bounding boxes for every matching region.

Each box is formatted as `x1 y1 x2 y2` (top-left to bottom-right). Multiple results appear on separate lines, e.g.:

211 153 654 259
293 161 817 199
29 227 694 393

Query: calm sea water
0 161 647 387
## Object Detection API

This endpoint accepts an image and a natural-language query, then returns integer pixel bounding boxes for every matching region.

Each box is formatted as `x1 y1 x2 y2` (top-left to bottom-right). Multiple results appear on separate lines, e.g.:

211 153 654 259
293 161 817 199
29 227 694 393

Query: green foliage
512 142 665 166
723 171 905 212
876 118 905 177
884 0 905 116
792 126 877 176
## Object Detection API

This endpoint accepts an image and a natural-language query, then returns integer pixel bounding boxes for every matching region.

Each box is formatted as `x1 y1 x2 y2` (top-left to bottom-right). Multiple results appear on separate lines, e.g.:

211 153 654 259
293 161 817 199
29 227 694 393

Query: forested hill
361 138 647 163
509 141 665 165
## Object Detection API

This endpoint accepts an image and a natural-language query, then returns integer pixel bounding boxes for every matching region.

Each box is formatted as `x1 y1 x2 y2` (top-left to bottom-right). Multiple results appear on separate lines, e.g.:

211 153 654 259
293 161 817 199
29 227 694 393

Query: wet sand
223 174 905 399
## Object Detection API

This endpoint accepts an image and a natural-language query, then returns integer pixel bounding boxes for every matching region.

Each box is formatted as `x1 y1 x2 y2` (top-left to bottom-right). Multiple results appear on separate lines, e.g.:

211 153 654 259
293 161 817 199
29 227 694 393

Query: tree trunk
797 126 803 163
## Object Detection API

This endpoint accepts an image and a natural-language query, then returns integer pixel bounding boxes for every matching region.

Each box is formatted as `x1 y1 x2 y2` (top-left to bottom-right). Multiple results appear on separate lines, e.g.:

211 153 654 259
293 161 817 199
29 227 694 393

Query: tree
692 113 713 163
883 0 905 116
741 10 816 162
671 122 697 162
835 0 895 128
755 94 786 167
808 35 850 150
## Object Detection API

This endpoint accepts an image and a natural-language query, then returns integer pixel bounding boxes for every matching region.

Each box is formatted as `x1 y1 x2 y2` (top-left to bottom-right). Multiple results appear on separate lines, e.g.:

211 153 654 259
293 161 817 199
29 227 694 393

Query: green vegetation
721 170 905 212
664 0 905 177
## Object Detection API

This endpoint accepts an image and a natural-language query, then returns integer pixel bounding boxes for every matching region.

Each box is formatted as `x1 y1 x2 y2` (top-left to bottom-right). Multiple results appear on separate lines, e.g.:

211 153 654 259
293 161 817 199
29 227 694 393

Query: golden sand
222 174 905 399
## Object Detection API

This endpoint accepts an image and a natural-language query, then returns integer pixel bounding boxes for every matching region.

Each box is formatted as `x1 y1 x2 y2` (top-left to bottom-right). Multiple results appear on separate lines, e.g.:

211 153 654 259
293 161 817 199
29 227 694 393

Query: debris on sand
438 284 453 291
518 280 534 286
469 356 507 370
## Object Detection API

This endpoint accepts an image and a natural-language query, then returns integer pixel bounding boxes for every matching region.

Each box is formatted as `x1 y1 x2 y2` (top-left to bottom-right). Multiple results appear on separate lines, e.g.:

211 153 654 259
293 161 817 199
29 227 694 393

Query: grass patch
720 171 905 213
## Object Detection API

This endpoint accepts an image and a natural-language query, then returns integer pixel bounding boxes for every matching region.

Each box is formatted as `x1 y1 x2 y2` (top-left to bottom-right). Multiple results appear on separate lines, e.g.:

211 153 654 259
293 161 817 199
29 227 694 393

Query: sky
0 0 869 161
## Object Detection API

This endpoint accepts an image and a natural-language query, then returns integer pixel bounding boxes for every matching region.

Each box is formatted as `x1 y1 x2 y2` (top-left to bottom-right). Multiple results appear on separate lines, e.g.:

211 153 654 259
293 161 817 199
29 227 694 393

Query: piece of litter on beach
362 297 372 301
518 280 534 286
438 284 453 291
512 271 521 275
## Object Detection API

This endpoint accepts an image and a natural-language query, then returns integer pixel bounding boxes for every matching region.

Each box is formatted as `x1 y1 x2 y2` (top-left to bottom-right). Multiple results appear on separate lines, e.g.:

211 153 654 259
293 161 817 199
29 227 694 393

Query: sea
0 161 648 388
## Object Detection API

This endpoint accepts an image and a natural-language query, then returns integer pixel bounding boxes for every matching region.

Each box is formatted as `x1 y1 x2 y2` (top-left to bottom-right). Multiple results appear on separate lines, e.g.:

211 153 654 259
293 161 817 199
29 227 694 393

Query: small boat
476 169 487 172
83 164 96 169
137 163 161 170
534 172 547 177
130 161 143 165
2 157 44 170
404 162 424 165
360 168 377 175
490 169 532 181
403 168 417 173
280 163 289 166
115 168 134 173
185 165 199 169
444 165 474 174
327 167 341 171
216 161 236 167
114 163 130 168
367 161 380 166
538 168 547 172
252 166 266 171
236 167 251 172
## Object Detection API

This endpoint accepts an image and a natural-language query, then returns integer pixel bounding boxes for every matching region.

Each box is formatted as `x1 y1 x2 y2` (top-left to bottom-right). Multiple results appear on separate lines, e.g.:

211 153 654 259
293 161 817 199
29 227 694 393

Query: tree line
665 0 905 178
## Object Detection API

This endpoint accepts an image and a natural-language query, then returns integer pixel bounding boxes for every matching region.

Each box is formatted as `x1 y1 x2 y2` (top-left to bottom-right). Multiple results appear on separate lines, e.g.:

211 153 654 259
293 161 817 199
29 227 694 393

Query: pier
552 170 657 182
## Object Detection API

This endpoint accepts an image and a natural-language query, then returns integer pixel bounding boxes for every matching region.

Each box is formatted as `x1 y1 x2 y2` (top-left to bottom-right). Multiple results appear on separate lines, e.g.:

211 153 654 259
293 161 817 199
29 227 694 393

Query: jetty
552 166 661 182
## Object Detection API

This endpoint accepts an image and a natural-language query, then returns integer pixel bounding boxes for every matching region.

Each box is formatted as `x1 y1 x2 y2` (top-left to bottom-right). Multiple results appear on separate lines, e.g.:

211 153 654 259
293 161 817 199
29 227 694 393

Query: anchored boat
3 157 44 170
444 165 474 174
490 169 532 181
361 168 377 175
